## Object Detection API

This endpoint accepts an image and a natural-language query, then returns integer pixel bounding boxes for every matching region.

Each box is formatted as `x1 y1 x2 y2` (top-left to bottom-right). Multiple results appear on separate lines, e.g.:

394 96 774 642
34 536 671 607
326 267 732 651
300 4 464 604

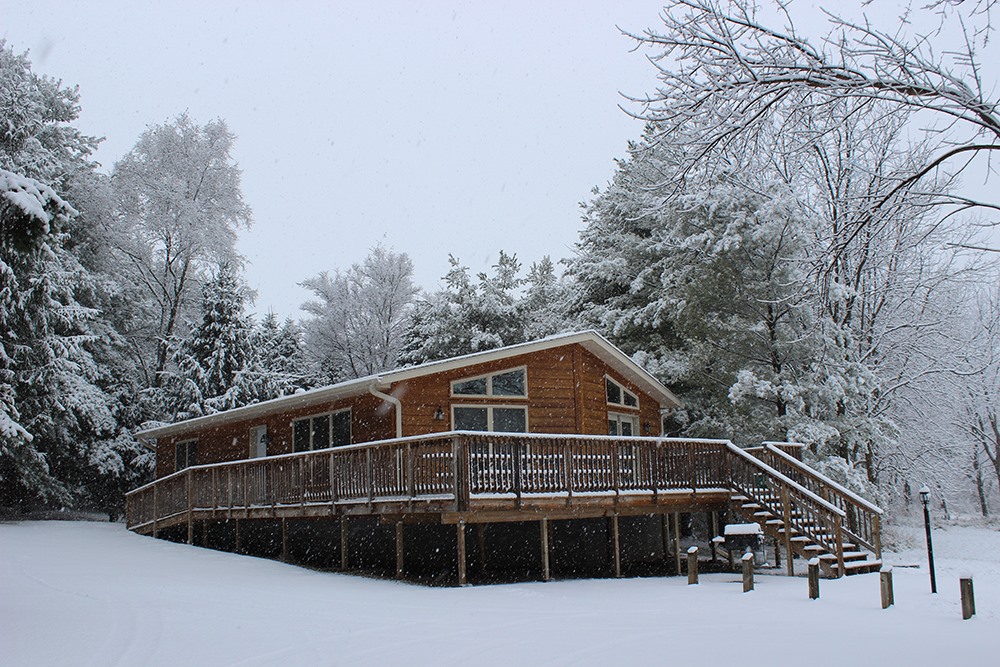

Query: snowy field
1 520 996 666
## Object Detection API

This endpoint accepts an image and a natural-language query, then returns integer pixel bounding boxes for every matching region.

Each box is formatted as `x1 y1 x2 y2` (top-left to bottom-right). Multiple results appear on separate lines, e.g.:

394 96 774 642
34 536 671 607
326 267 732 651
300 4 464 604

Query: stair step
753 511 773 518
765 519 784 526
741 503 762 510
731 495 750 502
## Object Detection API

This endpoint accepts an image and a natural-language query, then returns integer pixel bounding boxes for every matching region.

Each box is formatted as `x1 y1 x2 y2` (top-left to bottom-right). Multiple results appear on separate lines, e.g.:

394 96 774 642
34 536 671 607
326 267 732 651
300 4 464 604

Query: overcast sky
3 0 676 318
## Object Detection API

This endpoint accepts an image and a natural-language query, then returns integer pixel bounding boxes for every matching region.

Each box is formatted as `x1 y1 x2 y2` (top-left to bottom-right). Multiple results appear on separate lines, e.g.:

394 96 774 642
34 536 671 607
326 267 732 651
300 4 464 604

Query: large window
606 376 638 409
293 409 351 452
453 405 527 433
175 440 198 470
452 368 527 398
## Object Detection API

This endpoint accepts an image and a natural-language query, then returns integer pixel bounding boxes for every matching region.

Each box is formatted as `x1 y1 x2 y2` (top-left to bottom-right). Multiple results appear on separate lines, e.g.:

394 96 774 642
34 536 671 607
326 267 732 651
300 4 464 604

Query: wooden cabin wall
153 342 665 479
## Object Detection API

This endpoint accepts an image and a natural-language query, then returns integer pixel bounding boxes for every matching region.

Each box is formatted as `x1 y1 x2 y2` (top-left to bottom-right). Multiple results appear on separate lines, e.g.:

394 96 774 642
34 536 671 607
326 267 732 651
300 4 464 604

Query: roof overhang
136 330 681 443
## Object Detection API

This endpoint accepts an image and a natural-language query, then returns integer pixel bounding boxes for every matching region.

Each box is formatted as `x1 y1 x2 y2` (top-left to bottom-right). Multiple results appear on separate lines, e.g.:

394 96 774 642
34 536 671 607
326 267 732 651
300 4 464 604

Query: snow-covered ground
2 520 995 666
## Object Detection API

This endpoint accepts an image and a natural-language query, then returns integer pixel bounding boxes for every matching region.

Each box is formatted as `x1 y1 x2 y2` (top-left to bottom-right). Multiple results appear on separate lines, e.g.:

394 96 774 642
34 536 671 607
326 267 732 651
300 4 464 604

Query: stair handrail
726 443 846 518
762 442 883 515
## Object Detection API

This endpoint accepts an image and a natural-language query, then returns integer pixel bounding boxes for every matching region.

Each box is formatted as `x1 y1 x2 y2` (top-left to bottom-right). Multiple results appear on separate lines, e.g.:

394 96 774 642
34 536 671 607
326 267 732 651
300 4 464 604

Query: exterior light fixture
434 407 445 421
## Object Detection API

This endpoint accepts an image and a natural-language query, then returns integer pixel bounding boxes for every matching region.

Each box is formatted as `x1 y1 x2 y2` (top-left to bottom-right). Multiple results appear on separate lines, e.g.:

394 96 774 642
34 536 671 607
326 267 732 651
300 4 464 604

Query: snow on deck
2 520 997 666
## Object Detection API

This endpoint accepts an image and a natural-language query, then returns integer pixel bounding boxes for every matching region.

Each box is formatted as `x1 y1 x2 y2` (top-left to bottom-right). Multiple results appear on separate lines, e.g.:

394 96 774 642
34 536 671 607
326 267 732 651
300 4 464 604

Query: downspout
369 381 403 439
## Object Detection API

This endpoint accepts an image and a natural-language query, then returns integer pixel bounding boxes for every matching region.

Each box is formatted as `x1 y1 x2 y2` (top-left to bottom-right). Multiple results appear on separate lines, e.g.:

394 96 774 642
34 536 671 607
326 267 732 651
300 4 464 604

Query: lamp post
919 485 937 594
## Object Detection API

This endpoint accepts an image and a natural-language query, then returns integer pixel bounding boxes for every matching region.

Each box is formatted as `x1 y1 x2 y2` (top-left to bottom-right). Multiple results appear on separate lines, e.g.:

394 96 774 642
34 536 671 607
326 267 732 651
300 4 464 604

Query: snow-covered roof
137 330 681 441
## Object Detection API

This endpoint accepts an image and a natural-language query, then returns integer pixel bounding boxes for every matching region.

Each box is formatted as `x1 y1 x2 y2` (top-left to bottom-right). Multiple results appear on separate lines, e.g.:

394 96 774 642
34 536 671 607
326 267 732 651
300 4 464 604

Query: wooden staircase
727 443 883 578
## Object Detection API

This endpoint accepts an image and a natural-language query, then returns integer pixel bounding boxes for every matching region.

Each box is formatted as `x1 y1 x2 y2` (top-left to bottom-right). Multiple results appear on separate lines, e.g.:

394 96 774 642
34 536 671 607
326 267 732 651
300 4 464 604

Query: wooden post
873 514 882 560
742 552 754 592
476 524 487 572
540 518 551 582
456 520 467 586
880 568 894 609
687 546 699 585
808 558 820 600
773 536 781 569
610 514 621 578
281 518 289 562
201 519 208 547
660 514 671 567
710 511 719 563
395 521 405 580
674 512 682 576
186 469 194 545
781 487 794 576
960 577 976 620
152 483 159 538
234 519 241 554
340 516 349 570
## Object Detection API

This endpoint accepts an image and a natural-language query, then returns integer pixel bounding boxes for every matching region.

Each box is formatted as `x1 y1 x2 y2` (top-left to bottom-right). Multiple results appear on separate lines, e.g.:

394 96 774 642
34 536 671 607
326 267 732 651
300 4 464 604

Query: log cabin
126 331 883 584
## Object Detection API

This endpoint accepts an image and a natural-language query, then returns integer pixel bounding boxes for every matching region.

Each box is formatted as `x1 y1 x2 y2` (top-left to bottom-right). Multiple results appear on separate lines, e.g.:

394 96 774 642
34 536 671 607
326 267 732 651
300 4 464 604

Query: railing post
563 440 573 505
835 519 845 578
186 469 194 545
299 456 306 506
873 513 882 560
152 483 160 538
454 436 468 512
781 486 794 576
329 451 338 509
212 467 218 516
689 442 697 491
611 440 620 501
406 442 415 500
366 447 374 505
513 438 523 508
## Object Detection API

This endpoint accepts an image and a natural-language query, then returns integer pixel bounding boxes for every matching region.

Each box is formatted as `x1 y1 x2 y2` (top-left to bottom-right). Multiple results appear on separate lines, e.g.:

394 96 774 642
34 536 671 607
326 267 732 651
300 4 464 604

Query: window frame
607 411 640 437
291 408 352 452
451 404 529 433
605 375 639 410
450 366 528 399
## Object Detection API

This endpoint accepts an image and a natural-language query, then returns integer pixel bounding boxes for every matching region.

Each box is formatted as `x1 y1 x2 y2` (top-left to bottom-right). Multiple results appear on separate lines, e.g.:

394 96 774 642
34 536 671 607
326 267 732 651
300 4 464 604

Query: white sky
3 0 671 318
4 1 991 318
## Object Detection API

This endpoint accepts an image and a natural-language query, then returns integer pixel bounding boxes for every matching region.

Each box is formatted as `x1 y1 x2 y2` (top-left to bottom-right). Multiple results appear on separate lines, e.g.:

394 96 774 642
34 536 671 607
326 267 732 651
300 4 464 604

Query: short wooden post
456 520 468 586
808 558 820 600
742 551 754 592
960 577 976 620
340 516 349 570
280 518 289 562
540 518 551 582
687 546 699 585
395 521 405 579
611 514 622 578
880 568 894 609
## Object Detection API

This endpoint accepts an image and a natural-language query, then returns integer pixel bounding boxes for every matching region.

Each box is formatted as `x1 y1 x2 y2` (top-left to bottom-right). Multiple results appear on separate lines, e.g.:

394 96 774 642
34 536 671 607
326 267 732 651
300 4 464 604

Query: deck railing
752 442 882 558
125 432 871 569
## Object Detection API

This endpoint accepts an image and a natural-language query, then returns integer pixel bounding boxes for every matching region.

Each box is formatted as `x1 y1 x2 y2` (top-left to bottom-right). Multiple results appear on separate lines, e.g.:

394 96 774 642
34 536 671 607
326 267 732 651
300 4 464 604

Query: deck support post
540 518 551 582
234 519 241 554
201 519 208 547
476 524 487 572
610 514 621 578
710 511 719 562
395 521 405 580
456 520 467 586
281 518 289 562
660 514 670 569
773 536 781 569
340 516 349 570
673 512 682 576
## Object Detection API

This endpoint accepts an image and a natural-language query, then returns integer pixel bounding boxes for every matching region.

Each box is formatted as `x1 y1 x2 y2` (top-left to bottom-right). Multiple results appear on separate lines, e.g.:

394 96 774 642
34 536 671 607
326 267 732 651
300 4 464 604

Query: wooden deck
125 432 882 583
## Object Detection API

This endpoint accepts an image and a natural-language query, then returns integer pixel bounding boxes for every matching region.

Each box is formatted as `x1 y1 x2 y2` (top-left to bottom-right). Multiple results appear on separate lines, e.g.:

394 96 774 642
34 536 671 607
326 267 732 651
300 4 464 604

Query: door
250 425 267 458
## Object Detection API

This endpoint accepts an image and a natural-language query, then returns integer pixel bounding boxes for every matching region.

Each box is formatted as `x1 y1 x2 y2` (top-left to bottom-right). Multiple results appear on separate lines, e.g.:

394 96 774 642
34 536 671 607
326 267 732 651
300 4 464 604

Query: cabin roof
137 330 681 441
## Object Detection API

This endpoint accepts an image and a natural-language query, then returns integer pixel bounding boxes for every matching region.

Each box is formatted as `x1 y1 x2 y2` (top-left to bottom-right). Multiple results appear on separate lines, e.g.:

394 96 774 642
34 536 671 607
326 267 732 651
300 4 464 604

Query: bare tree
300 246 418 382
626 0 1000 241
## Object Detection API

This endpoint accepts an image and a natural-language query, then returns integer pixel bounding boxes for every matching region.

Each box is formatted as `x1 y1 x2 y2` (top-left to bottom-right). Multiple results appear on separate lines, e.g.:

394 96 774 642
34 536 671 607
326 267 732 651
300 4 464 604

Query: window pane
293 419 311 452
493 408 526 433
330 411 351 446
623 390 638 408
454 407 488 431
176 442 186 470
606 379 621 405
608 419 619 436
492 370 525 396
312 414 330 450
620 419 633 437
187 442 198 466
453 377 488 395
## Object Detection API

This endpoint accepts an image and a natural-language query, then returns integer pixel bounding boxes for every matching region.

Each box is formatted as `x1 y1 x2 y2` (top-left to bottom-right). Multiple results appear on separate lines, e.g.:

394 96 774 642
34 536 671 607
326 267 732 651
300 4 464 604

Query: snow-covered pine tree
169 263 257 419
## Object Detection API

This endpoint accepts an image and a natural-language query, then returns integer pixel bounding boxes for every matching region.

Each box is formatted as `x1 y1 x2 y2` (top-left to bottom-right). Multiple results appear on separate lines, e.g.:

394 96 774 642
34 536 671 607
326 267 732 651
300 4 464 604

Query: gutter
368 381 403 439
